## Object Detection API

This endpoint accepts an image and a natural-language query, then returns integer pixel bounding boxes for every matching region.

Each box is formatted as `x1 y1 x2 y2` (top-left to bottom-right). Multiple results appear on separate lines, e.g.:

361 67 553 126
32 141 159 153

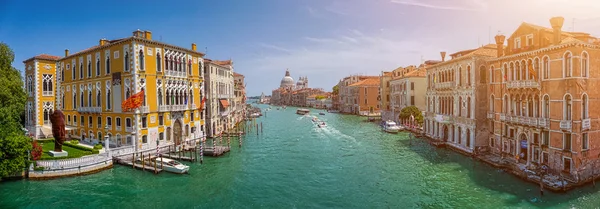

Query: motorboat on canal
382 120 402 133
296 108 310 115
153 157 190 174
312 117 319 122
317 122 327 128
319 112 325 115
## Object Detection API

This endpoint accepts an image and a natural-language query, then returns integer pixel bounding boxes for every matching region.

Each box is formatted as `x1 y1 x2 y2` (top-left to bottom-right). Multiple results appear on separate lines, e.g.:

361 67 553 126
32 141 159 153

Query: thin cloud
258 43 291 53
390 0 482 11
306 6 318 17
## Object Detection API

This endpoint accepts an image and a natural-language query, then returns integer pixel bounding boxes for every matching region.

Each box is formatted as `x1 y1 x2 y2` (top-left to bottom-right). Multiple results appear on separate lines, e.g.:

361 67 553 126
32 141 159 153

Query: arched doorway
173 120 182 145
519 133 528 161
443 125 449 142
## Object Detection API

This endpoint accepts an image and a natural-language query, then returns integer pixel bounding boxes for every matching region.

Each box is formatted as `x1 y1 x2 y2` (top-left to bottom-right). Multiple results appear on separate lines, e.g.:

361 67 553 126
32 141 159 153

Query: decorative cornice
491 42 600 62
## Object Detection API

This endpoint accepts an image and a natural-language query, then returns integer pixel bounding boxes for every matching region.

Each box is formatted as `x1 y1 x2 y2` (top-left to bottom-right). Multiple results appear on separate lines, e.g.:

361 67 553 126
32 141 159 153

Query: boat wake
319 125 358 144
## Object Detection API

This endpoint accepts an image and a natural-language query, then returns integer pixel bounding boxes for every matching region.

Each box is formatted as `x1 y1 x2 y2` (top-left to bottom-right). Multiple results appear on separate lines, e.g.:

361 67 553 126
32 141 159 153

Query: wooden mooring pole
142 153 145 171
132 153 135 168
261 122 263 134
200 137 204 164
153 155 157 174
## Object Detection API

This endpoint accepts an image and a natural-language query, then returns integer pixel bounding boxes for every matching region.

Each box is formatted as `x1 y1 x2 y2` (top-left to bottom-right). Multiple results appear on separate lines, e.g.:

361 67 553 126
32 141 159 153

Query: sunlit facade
23 54 61 138
55 30 206 150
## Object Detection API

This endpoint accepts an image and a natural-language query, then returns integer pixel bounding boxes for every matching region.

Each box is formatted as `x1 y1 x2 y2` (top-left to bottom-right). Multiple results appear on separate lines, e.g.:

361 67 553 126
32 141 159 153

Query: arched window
165 54 169 71
141 88 146 106
80 91 84 107
542 95 549 118
467 97 471 118
157 52 162 72
458 96 463 116
533 58 540 79
190 89 194 104
158 90 163 106
582 52 589 77
62 95 65 109
107 89 112 110
73 92 77 108
188 60 192 74
490 95 494 112
80 64 83 79
106 57 111 74
97 91 101 107
481 66 488 83
96 59 100 76
124 52 129 72
503 95 509 114
458 67 462 86
88 91 92 107
126 88 131 99
582 94 588 119
88 61 91 77
139 50 145 70
564 52 572 77
72 64 75 80
564 94 572 120
43 109 49 125
467 66 471 86
166 90 170 105
542 56 549 79
516 62 521 80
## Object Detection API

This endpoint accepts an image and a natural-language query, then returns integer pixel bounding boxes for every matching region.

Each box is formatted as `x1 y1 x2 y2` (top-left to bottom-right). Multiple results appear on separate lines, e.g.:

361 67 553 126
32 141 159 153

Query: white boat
312 117 319 122
296 108 310 115
383 120 402 133
317 122 327 128
153 157 190 174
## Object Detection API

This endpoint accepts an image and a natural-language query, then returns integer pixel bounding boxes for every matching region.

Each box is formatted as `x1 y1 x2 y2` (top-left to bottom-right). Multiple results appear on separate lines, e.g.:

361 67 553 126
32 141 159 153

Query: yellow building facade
54 30 205 150
23 54 61 138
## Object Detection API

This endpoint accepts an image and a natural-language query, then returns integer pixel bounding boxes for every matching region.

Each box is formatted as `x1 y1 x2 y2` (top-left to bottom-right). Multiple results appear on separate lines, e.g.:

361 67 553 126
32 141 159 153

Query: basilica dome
280 69 295 88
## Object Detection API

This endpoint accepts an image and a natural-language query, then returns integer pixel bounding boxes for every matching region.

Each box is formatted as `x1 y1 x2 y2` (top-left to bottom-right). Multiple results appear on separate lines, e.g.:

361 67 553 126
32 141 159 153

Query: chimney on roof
99 38 108 46
65 49 69 57
133 29 144 38
550 16 565 45
440 52 446 62
494 34 506 57
144 31 152 40
192 43 197 51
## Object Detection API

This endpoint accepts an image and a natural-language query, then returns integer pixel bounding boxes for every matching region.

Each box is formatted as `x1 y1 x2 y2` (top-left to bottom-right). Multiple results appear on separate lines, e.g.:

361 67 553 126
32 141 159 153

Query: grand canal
2 104 600 208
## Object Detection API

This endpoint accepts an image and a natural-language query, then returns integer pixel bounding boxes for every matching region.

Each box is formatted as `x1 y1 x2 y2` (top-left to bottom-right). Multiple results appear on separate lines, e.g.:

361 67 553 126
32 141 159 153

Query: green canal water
2 104 600 208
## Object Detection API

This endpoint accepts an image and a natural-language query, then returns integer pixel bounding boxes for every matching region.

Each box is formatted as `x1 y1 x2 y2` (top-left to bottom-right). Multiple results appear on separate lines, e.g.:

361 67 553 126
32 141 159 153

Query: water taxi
153 157 190 174
317 122 327 128
382 120 402 133
296 108 310 115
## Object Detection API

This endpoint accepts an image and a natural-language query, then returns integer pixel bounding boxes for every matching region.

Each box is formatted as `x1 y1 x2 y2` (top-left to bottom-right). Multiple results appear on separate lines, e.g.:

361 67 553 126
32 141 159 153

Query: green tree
332 85 339 95
399 106 424 125
0 43 31 177
315 95 326 100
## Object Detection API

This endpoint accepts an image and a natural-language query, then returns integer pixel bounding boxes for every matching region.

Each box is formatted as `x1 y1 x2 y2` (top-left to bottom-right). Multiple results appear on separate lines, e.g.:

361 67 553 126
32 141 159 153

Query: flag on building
121 90 145 112
199 97 207 112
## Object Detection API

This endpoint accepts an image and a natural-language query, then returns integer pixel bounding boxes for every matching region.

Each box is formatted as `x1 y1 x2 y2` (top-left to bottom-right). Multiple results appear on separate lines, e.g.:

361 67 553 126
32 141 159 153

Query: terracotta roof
382 72 392 76
23 54 61 63
428 44 498 69
349 78 380 86
521 22 576 37
402 67 426 78
233 72 244 77
214 60 232 65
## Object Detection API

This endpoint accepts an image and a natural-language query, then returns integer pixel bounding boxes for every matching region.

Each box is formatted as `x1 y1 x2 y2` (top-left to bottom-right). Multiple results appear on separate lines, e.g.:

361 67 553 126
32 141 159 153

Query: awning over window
219 99 229 108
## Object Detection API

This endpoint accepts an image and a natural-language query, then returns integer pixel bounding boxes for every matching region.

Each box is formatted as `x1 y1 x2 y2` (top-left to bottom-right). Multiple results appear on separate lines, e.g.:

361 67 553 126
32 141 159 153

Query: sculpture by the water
49 110 67 152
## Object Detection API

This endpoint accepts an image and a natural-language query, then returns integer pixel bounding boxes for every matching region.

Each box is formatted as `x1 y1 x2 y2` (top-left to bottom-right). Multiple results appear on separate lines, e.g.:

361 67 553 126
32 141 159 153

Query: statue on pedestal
50 110 66 152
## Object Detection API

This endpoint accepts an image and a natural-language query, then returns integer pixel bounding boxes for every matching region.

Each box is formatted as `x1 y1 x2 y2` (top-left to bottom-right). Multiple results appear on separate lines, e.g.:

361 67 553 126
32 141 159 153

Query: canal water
2 104 600 208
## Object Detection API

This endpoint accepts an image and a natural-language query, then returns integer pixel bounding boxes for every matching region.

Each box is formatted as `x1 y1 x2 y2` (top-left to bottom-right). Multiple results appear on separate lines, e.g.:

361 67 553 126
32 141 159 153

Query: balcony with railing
582 118 591 131
560 120 572 130
506 80 540 89
77 106 102 113
125 126 133 133
141 106 150 113
165 70 187 78
435 81 455 89
500 113 506 121
537 118 550 129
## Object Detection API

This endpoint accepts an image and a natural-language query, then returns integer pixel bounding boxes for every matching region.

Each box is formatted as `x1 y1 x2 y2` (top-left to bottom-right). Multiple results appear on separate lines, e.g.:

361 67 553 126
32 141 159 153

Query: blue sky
2 0 600 96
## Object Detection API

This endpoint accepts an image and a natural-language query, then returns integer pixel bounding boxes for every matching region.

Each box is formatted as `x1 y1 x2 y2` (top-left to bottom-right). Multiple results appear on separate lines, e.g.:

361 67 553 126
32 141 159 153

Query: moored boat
319 112 325 115
153 157 190 174
382 120 402 133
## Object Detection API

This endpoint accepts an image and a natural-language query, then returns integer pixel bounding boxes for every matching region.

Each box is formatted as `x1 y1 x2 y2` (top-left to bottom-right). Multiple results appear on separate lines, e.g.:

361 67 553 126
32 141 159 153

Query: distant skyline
2 0 600 96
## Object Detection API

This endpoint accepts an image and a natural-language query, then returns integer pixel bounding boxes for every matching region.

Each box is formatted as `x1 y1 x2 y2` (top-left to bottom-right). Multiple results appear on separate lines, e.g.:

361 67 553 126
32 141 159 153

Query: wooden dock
161 154 194 162
203 146 230 156
115 159 163 173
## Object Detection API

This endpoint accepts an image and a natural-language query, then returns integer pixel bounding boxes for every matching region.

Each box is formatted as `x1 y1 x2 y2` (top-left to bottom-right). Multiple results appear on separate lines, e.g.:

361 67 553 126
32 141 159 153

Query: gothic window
158 90 163 106
490 95 494 112
188 59 192 74
106 56 111 74
467 65 471 86
97 91 101 107
80 90 84 108
80 63 83 79
124 52 129 72
582 94 588 119
564 52 572 77
542 57 549 79
564 94 572 120
43 109 50 125
88 61 91 78
157 52 162 72
107 89 112 110
73 92 77 109
96 59 100 76
582 52 589 77
142 88 146 106
88 91 92 107
42 74 53 96
72 63 75 80
139 49 144 70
